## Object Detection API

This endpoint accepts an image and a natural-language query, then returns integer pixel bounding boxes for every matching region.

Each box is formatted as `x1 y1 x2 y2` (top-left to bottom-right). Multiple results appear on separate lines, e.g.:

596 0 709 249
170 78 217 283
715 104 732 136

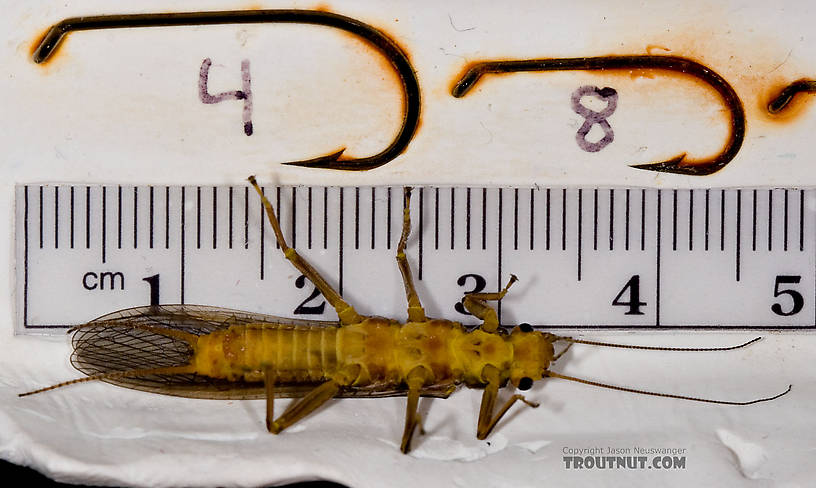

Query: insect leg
400 366 431 453
476 365 539 440
266 379 341 434
248 176 363 325
397 187 427 323
460 275 518 333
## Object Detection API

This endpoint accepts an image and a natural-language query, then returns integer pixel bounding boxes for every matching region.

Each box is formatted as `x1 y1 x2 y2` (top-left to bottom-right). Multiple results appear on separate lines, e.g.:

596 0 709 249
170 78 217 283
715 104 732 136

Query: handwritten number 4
199 58 254 136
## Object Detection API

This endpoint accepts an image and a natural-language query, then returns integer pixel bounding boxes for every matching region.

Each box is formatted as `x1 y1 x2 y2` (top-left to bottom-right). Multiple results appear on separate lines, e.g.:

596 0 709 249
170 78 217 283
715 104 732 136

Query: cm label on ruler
16 184 816 332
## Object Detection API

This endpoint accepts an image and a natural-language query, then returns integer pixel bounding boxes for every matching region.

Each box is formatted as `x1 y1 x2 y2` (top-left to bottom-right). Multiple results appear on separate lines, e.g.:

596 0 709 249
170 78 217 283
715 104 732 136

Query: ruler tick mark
784 189 789 252
70 187 75 249
752 189 757 252
481 188 487 251
768 189 774 252
212 187 218 250
54 187 59 249
228 186 234 250
640 189 646 252
38 186 43 249
577 189 583 281
291 187 297 250
736 189 742 281
371 187 376 250
307 187 313 250
85 186 90 250
561 188 567 251
450 188 455 250
720 189 726 252
133 187 138 249
434 187 439 251
672 189 678 251
466 188 471 250
530 188 535 251
625 189 630 251
150 186 155 249
101 186 107 263
419 187 424 280
546 188 551 251
592 188 598 251
609 189 614 251
688 189 694 251
165 187 170 249
513 188 519 251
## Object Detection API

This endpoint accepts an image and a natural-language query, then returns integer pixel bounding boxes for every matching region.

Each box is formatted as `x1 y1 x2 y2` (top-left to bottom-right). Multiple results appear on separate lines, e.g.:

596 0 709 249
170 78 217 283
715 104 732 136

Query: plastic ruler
15 183 816 333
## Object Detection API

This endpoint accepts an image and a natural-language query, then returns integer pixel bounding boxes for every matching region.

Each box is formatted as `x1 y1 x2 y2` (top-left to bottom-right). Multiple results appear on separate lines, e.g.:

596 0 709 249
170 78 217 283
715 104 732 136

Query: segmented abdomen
194 322 342 383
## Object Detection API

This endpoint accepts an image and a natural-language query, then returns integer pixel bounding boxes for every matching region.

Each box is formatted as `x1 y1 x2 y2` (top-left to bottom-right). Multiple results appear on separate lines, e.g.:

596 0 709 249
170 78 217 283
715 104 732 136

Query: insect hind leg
396 187 427 323
460 275 518 333
264 375 341 434
248 176 363 325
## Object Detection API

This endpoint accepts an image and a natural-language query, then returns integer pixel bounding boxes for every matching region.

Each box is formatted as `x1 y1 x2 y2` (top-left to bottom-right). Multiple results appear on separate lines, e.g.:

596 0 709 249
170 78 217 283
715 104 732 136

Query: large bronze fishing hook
32 9 421 171
452 55 745 176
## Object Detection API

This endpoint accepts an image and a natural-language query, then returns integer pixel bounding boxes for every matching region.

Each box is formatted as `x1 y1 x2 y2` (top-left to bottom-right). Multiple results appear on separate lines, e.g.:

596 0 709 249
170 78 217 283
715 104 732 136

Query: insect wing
70 304 339 399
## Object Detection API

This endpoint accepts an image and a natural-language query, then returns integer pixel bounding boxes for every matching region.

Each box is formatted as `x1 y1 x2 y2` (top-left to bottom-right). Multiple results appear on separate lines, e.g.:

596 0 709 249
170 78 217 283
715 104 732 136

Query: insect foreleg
248 176 363 325
397 187 427 323
460 275 518 333
475 365 539 440
400 366 431 453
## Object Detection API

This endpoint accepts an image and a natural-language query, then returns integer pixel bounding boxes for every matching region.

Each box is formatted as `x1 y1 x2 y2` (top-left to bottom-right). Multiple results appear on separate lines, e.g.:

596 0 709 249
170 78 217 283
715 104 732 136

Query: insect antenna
544 370 791 406
19 364 197 397
551 335 762 352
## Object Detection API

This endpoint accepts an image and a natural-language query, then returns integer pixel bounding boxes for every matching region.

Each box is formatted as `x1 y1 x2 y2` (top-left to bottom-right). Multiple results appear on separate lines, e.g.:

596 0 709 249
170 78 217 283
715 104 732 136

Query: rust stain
760 78 816 125
29 25 61 66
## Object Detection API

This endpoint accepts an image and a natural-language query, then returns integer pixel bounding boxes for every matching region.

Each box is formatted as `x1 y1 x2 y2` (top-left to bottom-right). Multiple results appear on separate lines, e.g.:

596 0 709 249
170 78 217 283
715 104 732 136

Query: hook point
282 148 349 169
628 153 726 176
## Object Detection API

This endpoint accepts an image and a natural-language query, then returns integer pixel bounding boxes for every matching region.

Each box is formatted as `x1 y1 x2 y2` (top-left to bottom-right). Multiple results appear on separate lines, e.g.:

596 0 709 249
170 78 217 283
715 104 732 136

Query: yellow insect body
191 319 552 391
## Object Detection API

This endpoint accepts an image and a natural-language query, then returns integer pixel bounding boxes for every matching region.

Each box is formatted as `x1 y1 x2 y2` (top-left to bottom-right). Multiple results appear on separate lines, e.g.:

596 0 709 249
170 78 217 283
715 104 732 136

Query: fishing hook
451 55 745 176
32 9 421 171
767 79 816 114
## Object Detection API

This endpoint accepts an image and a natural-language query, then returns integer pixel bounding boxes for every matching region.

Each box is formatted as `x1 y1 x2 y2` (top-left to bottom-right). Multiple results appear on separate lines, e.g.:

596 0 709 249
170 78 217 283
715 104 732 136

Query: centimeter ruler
14 184 816 333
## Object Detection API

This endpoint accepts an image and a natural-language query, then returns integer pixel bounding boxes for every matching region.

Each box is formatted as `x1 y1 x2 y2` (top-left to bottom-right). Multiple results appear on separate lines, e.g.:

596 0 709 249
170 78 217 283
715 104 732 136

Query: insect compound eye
518 377 534 391
518 323 533 333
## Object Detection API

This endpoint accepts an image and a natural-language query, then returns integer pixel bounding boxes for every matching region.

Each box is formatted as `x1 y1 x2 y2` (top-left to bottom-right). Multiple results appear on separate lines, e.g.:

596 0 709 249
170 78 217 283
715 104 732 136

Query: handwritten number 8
571 85 618 153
